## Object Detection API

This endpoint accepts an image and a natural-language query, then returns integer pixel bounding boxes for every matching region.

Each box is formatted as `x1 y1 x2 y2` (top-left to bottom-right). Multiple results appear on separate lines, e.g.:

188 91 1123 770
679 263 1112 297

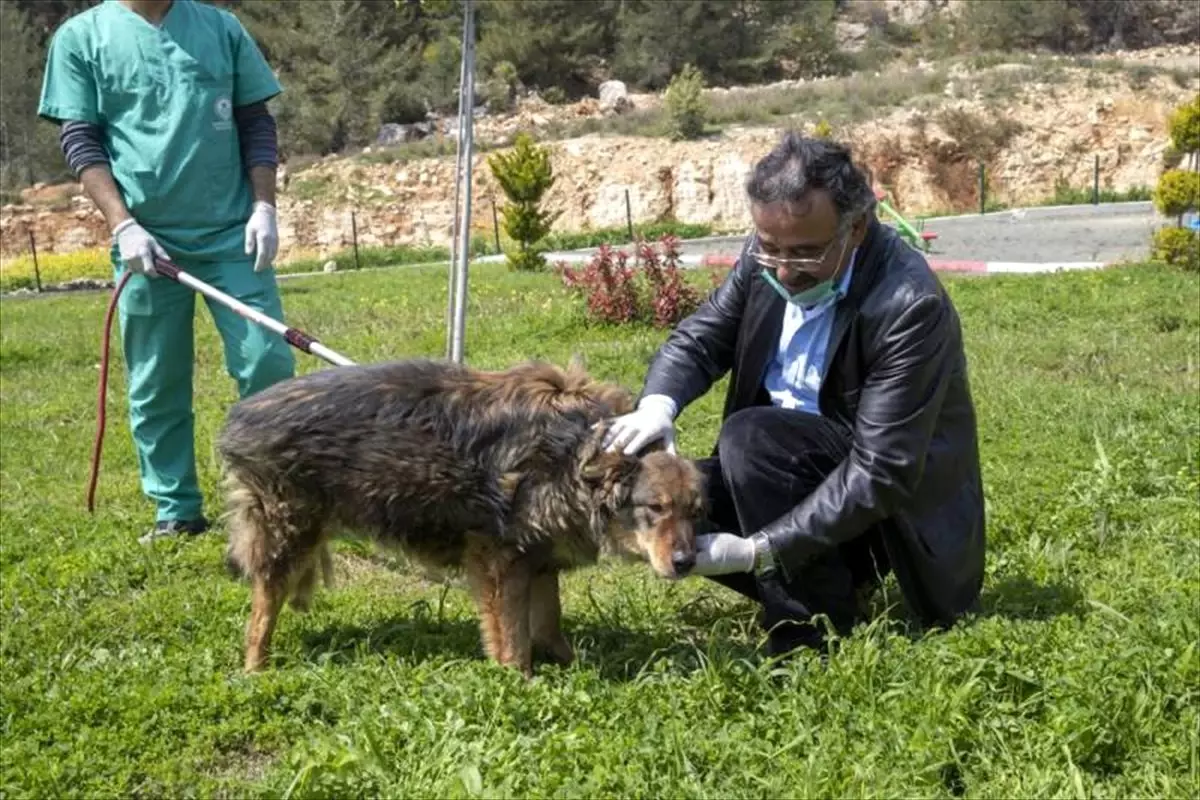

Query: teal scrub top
38 0 282 263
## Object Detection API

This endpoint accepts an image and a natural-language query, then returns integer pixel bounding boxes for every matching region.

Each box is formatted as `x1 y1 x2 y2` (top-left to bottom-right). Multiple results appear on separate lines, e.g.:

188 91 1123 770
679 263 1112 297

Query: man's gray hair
744 131 877 230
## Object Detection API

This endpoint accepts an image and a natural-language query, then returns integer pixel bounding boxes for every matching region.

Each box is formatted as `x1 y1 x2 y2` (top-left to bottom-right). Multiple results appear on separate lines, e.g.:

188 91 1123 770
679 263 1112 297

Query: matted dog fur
217 356 705 676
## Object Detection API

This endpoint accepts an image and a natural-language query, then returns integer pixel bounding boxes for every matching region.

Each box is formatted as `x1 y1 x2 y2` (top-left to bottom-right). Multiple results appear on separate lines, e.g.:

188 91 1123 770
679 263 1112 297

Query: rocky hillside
1 44 1196 263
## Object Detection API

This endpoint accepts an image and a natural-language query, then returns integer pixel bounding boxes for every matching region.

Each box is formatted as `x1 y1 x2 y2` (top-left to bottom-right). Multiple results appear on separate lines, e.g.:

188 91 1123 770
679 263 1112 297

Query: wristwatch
749 532 777 578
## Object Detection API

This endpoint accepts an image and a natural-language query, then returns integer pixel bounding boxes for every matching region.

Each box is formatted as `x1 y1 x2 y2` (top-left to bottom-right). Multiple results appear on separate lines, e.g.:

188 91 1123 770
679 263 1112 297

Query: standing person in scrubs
39 0 297 544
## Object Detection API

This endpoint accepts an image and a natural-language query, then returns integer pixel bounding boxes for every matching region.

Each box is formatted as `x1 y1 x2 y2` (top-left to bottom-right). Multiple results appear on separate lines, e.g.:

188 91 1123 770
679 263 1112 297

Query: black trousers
696 405 891 649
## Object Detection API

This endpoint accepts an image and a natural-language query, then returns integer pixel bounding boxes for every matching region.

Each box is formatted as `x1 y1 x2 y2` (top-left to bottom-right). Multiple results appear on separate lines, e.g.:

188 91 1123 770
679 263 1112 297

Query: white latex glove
113 218 167 277
602 394 677 455
244 201 279 272
691 532 756 576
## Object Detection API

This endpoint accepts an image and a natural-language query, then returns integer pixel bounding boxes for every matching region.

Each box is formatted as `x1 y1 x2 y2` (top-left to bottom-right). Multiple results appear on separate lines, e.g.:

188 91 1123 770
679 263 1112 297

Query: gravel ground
545 201 1171 266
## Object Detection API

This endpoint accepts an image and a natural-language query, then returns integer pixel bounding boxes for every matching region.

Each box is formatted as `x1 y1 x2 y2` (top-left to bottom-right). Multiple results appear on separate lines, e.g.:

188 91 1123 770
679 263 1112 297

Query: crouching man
604 132 987 656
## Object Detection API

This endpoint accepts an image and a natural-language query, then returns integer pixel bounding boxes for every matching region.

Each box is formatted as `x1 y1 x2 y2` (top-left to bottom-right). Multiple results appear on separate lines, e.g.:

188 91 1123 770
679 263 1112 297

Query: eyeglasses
750 222 855 273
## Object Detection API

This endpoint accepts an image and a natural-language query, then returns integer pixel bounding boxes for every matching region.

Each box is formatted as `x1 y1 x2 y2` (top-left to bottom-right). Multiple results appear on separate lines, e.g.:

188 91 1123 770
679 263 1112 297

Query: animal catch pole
85 257 356 513
446 0 476 364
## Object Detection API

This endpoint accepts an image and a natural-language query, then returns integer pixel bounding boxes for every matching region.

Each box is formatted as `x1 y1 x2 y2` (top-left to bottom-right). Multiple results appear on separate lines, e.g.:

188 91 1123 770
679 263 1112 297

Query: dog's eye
646 502 665 514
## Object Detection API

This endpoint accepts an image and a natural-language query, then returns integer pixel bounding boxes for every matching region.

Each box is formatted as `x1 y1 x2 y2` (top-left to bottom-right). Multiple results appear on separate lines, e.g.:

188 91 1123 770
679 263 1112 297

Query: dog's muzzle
671 549 696 577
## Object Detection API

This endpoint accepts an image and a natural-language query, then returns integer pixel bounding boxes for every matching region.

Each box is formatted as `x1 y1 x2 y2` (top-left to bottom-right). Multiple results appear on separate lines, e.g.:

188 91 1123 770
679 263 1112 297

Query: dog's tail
222 467 268 582
222 465 336 610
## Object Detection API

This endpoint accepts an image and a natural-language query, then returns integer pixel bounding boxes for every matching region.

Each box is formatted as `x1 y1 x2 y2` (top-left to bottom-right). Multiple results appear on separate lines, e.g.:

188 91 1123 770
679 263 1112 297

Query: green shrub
481 61 521 113
1153 169 1200 219
1127 65 1155 91
1047 178 1152 206
663 64 707 141
1167 94 1200 154
813 118 833 138
1151 226 1199 272
541 221 713 251
487 132 560 271
1161 143 1185 172
539 86 568 106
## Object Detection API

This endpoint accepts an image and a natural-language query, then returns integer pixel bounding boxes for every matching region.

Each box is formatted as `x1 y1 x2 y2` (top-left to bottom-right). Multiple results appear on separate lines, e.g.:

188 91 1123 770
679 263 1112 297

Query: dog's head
581 436 706 580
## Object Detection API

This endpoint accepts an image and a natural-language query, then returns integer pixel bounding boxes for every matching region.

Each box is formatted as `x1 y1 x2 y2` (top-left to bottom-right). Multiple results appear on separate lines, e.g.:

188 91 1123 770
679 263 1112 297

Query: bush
1047 178 1152 206
1153 169 1200 219
663 64 707 141
487 132 561 271
541 220 713 252
637 237 701 329
555 234 700 328
277 239 493 276
481 61 521 113
0 246 112 292
1152 226 1199 272
1161 144 1185 172
557 243 640 324
539 86 568 106
773 0 851 79
1167 94 1200 154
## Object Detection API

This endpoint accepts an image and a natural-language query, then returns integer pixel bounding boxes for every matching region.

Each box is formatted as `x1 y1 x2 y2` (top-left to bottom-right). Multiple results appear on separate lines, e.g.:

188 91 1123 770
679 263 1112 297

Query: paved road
889 202 1166 264
544 201 1171 267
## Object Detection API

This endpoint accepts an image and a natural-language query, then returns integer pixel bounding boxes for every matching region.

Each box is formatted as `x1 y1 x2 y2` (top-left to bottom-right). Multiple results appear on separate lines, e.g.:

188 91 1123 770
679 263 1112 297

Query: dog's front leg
464 538 533 677
495 554 535 678
530 567 574 666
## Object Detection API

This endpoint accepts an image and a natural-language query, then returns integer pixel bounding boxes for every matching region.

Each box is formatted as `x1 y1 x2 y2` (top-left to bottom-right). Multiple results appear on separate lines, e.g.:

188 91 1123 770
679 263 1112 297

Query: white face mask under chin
762 241 855 308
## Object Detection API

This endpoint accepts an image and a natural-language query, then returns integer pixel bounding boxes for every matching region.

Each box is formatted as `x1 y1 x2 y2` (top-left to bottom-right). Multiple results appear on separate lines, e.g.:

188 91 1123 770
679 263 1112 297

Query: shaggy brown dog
217 357 704 676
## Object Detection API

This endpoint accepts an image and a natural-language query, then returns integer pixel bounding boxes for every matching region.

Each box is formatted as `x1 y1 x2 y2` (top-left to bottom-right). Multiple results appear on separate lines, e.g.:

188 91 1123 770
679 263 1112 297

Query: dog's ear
580 448 641 495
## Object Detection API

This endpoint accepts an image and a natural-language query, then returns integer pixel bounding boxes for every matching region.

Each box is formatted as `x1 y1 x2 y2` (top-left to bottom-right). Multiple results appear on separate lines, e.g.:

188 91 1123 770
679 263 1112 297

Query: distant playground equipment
874 188 938 253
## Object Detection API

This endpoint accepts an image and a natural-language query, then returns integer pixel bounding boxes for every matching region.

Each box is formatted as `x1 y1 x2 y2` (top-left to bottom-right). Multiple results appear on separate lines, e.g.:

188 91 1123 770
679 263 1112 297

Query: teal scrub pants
116 256 296 523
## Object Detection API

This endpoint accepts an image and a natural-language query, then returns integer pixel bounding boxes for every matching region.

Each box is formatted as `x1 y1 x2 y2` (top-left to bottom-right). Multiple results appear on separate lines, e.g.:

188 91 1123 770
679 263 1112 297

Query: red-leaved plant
555 242 639 324
555 234 702 328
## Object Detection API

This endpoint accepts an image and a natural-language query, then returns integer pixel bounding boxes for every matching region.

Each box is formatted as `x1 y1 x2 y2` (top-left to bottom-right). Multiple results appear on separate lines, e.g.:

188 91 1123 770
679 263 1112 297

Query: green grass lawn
2 261 1198 799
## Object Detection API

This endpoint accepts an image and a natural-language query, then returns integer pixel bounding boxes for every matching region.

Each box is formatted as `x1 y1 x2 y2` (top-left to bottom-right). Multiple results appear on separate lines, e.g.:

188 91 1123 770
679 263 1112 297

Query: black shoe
139 516 209 545
756 576 830 659
759 606 826 658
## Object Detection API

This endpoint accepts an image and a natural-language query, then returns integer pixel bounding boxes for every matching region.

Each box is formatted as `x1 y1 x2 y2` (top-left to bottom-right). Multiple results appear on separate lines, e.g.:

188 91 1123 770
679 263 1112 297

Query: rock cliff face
2 47 1195 261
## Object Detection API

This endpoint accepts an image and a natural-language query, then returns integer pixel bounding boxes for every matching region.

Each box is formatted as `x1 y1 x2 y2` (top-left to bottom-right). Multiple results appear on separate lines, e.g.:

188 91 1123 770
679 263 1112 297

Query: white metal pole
163 264 356 367
444 0 471 359
449 0 475 364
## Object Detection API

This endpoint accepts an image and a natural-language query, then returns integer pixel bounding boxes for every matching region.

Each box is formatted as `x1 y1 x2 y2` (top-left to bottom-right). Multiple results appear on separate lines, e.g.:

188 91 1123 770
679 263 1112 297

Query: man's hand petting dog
602 395 677 455
691 532 758 575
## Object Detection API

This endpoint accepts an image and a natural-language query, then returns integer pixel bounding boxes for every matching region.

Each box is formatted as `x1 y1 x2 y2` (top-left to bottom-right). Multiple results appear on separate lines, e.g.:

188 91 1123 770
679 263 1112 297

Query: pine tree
664 64 707 141
487 132 560 271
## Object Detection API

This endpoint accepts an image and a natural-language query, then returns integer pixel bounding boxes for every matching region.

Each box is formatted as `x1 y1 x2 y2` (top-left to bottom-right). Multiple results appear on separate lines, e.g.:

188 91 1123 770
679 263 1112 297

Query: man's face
749 190 866 294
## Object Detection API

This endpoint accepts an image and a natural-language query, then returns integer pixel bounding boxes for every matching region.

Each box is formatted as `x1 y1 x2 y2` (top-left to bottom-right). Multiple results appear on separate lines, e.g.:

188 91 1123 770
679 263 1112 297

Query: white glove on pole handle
602 394 678 455
244 201 279 272
113 218 167 277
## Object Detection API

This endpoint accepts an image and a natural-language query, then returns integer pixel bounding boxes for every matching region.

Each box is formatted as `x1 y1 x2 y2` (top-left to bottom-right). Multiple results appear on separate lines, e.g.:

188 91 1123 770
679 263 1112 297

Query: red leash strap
86 270 132 514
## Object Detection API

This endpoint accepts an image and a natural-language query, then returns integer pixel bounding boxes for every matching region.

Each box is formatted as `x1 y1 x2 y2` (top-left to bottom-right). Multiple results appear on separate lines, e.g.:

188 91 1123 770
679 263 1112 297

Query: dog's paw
535 635 575 667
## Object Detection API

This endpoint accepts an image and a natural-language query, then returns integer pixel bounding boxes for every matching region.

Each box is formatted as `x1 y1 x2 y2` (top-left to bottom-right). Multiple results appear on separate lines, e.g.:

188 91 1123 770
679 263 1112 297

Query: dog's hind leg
289 541 333 612
289 560 319 613
530 567 574 666
245 575 287 672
